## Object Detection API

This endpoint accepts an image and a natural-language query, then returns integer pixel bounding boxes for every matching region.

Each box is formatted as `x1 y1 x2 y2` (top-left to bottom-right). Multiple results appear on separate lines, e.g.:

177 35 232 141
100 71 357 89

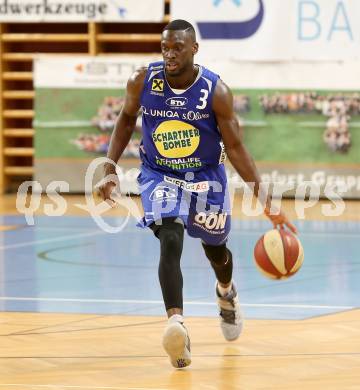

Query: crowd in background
233 94 250 113
71 133 110 153
91 96 125 132
259 92 356 153
71 92 356 156
72 94 250 155
72 132 141 157
323 114 351 153
259 92 360 116
72 96 140 157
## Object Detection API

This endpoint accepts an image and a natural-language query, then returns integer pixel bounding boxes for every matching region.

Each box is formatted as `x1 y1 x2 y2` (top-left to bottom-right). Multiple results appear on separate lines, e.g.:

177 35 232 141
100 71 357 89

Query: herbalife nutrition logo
0 0 109 20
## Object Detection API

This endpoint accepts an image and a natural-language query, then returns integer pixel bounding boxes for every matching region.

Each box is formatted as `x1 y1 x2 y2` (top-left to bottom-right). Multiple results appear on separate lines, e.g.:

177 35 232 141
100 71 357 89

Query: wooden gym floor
0 195 359 389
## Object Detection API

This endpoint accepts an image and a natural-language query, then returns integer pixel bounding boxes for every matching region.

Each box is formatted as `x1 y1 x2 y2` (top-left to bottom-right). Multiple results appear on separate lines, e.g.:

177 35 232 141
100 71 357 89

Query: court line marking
0 352 359 360
0 385 165 390
2 227 360 252
1 230 360 252
0 230 108 250
0 297 354 310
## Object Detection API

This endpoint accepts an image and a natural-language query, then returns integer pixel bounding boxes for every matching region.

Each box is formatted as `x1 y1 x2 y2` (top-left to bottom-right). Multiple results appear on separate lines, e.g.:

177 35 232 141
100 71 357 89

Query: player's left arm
213 79 297 233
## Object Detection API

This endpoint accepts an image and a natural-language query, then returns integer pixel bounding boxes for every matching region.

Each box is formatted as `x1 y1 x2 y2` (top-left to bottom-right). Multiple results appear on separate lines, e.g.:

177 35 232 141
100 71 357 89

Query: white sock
218 281 232 297
168 314 184 324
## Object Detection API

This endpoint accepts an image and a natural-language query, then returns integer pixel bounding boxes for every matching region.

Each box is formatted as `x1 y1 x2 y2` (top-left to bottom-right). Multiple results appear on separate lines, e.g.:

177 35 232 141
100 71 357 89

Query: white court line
0 385 164 390
231 231 360 238
30 226 106 231
0 297 354 310
0 230 108 251
4 227 360 242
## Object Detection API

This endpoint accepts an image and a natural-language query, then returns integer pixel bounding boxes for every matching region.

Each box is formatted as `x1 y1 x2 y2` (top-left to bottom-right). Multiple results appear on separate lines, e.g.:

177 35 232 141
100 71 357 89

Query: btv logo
165 97 188 108
197 0 264 40
149 186 177 202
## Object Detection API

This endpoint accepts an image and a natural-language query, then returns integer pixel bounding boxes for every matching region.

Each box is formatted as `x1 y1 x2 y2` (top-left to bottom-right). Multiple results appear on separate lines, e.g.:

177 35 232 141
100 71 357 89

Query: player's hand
264 207 297 234
98 176 118 207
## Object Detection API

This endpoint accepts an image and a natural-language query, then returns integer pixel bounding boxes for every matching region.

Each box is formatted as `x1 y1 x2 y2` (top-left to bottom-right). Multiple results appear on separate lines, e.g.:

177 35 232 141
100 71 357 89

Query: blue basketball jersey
139 61 225 174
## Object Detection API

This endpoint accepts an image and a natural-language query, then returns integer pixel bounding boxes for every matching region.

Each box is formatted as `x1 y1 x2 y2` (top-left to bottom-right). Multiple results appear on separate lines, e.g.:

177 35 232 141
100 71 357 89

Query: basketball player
99 20 297 369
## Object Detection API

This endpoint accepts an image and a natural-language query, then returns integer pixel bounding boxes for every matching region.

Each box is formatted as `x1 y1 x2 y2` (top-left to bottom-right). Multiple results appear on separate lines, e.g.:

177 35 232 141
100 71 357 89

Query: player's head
161 19 198 76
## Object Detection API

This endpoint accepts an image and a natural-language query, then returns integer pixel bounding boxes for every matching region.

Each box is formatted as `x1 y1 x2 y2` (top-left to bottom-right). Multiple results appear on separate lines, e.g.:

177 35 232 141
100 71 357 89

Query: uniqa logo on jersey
152 120 200 158
197 0 264 40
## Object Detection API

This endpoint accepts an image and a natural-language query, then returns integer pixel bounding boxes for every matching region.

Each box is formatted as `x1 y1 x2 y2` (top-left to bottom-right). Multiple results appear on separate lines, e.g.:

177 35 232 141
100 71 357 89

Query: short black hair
163 19 196 41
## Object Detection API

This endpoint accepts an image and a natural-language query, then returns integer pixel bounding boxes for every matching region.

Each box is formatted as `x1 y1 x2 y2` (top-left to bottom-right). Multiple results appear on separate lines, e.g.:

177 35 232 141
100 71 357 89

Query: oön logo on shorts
194 212 228 231
152 120 200 158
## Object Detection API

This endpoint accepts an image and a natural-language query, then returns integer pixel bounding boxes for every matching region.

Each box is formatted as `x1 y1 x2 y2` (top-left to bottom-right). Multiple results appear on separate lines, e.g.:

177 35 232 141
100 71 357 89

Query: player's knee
202 242 228 267
153 218 184 259
160 229 183 254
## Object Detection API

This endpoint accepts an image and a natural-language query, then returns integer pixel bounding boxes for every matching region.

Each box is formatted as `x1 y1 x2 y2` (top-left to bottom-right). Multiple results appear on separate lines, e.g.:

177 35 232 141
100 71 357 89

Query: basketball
254 229 304 279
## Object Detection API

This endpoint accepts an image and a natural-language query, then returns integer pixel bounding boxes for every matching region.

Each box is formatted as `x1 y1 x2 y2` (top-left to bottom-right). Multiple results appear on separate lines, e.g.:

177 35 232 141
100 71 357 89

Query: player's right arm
213 79 297 233
99 67 147 203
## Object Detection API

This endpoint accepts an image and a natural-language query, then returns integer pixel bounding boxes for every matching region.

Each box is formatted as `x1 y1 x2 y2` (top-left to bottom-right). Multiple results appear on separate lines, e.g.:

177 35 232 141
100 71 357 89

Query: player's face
161 30 198 76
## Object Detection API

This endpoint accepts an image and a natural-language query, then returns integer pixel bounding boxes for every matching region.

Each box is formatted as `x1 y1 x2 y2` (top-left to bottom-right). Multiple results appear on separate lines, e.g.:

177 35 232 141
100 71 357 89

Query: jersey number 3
196 89 209 110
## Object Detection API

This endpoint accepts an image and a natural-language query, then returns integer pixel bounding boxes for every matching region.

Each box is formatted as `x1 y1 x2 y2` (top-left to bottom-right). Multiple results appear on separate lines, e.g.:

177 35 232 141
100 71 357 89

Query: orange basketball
254 229 304 279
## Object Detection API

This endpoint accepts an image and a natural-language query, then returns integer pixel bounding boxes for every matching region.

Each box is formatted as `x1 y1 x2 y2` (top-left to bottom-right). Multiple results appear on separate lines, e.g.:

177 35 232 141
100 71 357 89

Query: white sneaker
162 320 191 368
216 282 243 341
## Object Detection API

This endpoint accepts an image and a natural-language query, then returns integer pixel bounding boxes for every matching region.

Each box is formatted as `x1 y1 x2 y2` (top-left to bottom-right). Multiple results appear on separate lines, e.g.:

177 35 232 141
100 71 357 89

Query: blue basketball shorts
137 164 231 246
